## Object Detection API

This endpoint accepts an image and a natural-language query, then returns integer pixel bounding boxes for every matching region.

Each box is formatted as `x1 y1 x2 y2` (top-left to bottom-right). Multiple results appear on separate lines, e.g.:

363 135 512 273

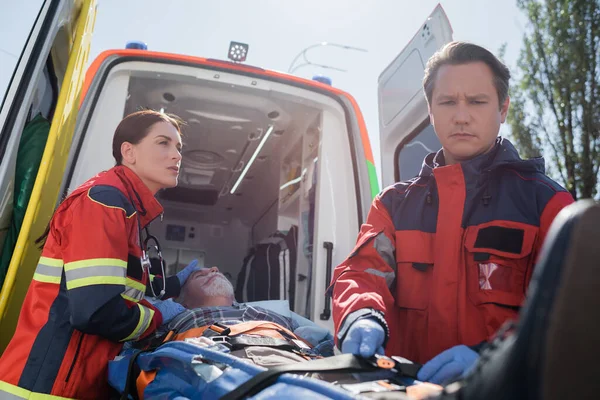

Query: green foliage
509 0 599 199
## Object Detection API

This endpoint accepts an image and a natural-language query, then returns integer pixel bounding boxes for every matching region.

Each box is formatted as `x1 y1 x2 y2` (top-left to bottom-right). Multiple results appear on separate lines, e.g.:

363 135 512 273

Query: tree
508 0 600 199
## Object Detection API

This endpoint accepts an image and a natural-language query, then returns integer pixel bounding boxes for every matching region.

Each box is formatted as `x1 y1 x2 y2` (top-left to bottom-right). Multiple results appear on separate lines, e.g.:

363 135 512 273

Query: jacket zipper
65 332 84 382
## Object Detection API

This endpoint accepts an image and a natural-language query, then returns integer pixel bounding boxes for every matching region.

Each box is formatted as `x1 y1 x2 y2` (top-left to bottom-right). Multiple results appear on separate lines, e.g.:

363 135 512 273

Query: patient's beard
202 275 235 298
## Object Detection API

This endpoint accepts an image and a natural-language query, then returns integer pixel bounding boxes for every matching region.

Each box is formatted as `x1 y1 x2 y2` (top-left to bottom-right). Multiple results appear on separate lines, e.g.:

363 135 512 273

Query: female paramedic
0 110 200 399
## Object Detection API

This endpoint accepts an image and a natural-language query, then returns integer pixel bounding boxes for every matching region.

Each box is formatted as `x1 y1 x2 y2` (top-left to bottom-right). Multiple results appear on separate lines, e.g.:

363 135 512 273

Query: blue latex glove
417 345 479 384
341 318 385 358
153 298 187 325
175 259 201 286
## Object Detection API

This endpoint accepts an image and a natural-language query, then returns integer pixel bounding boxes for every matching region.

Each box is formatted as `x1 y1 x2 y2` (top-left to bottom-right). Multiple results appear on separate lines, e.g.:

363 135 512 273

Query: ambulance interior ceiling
121 72 323 277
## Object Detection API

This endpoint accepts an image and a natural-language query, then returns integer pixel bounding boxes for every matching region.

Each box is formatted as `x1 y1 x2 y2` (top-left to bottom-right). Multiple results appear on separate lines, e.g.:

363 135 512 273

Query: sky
86 0 528 174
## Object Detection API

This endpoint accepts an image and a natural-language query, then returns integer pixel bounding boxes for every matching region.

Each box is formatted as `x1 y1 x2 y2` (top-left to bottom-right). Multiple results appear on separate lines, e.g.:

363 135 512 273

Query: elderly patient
136 267 333 354
178 266 236 308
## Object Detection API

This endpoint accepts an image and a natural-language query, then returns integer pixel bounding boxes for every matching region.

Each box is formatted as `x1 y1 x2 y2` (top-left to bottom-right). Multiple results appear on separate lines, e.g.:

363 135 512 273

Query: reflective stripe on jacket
0 166 179 399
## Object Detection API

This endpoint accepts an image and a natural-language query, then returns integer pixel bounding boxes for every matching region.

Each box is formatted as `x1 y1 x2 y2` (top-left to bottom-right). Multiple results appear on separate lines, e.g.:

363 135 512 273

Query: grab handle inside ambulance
320 241 334 320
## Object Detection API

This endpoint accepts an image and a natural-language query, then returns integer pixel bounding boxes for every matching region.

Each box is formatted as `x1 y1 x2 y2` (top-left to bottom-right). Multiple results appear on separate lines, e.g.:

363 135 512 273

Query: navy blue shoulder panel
88 185 136 217
379 177 438 233
466 169 568 227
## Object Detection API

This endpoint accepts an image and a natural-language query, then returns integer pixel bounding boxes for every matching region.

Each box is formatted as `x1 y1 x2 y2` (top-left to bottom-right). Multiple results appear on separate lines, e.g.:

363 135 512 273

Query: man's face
180 267 235 308
428 62 510 165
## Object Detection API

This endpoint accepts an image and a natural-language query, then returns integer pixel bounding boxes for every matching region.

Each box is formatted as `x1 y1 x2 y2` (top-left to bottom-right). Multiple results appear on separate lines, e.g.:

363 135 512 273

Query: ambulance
0 0 452 352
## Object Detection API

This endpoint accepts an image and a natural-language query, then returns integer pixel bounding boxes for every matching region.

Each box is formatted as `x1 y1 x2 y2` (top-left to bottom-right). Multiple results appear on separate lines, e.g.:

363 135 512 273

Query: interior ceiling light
228 41 249 62
230 125 274 194
187 109 251 123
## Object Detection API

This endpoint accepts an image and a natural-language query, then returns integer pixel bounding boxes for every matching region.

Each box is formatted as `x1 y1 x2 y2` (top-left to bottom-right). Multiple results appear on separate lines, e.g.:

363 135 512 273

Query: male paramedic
331 41 574 385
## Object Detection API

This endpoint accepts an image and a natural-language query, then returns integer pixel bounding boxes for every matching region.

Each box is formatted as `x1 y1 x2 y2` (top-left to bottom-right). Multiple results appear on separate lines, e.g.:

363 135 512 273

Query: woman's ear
121 142 135 165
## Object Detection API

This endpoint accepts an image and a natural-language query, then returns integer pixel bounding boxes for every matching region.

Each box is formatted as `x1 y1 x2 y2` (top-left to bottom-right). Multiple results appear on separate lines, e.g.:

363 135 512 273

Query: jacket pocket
464 222 538 308
394 231 435 310
65 330 84 383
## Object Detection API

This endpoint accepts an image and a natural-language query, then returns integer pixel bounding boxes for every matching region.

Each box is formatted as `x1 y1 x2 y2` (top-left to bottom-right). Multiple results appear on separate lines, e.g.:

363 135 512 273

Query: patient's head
178 266 235 308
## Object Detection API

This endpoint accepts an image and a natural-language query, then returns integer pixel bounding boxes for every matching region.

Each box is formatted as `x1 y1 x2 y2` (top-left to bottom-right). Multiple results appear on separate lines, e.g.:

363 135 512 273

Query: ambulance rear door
377 4 452 187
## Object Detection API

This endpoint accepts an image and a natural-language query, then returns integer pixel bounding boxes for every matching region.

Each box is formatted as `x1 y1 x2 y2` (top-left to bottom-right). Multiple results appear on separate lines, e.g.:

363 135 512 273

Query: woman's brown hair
112 109 183 165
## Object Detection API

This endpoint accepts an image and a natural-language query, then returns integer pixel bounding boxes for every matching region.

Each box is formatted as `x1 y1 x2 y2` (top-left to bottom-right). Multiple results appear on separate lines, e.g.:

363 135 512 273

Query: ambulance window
30 61 58 120
396 123 441 181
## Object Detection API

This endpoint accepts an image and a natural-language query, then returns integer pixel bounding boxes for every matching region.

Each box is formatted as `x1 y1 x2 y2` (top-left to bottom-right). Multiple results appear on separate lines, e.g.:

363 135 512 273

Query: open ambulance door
377 4 452 187
0 0 96 352
56 50 376 333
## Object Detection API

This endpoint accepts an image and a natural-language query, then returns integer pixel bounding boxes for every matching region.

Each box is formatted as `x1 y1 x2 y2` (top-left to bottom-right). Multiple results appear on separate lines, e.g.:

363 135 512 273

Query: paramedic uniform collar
114 165 164 228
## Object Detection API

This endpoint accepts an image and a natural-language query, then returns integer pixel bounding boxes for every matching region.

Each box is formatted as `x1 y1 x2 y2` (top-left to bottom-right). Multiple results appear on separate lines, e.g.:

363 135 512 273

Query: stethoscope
139 226 167 300
117 171 168 300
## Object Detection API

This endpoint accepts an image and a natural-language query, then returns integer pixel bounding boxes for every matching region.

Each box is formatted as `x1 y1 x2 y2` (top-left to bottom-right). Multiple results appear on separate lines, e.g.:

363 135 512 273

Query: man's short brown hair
423 41 511 108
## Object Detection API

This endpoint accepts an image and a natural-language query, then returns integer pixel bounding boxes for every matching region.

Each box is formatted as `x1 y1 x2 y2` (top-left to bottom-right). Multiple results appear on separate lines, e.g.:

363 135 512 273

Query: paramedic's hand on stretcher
341 318 385 358
154 298 186 325
176 259 201 286
417 344 479 385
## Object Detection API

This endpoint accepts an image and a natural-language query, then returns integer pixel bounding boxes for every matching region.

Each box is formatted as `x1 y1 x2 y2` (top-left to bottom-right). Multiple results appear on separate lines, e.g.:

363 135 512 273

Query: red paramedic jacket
331 138 574 364
0 166 179 399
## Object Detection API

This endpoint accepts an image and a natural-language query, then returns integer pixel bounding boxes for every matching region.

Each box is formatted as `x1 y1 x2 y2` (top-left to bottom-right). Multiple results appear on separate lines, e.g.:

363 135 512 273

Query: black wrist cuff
337 308 390 349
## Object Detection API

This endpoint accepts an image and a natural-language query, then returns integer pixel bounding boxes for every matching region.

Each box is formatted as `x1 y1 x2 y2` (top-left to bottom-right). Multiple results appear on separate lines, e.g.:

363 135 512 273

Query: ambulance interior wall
150 217 251 287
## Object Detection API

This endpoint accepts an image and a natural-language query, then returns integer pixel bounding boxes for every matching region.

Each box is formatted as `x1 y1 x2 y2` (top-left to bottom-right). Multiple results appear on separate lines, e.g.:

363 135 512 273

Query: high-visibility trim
121 293 138 302
121 278 146 301
64 259 127 289
121 304 154 341
32 259 64 284
39 257 63 267
34 263 63 277
65 265 125 281
66 276 126 290
32 273 62 284
0 380 74 399
64 258 127 270
126 277 145 292
121 289 144 302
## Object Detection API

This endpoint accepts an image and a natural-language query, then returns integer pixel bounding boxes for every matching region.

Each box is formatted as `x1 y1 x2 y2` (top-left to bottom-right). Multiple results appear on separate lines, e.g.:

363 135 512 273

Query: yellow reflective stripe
65 265 125 281
121 293 138 302
64 258 127 290
39 256 63 267
32 258 64 284
0 380 74 399
67 276 126 290
122 278 145 302
121 304 154 341
32 273 62 284
126 277 145 292
64 258 127 270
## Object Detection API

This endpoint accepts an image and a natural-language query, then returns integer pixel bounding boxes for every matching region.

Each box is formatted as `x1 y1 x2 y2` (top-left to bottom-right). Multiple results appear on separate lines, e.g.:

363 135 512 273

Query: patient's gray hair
176 273 236 308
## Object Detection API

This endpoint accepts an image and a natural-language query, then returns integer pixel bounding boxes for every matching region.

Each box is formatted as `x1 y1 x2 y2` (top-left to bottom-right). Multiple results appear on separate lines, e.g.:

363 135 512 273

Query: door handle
320 241 334 320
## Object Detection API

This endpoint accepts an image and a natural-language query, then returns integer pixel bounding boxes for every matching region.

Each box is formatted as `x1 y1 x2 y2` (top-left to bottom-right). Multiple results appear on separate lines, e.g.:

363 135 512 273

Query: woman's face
125 121 182 193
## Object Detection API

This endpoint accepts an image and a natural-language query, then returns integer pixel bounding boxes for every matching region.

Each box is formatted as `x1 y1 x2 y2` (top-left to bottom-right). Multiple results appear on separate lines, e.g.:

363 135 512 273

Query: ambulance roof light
126 41 148 50
312 75 332 86
228 41 249 63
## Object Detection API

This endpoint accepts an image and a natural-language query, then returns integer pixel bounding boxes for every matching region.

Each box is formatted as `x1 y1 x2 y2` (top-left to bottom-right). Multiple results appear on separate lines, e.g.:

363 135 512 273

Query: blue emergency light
125 41 148 50
312 75 332 86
